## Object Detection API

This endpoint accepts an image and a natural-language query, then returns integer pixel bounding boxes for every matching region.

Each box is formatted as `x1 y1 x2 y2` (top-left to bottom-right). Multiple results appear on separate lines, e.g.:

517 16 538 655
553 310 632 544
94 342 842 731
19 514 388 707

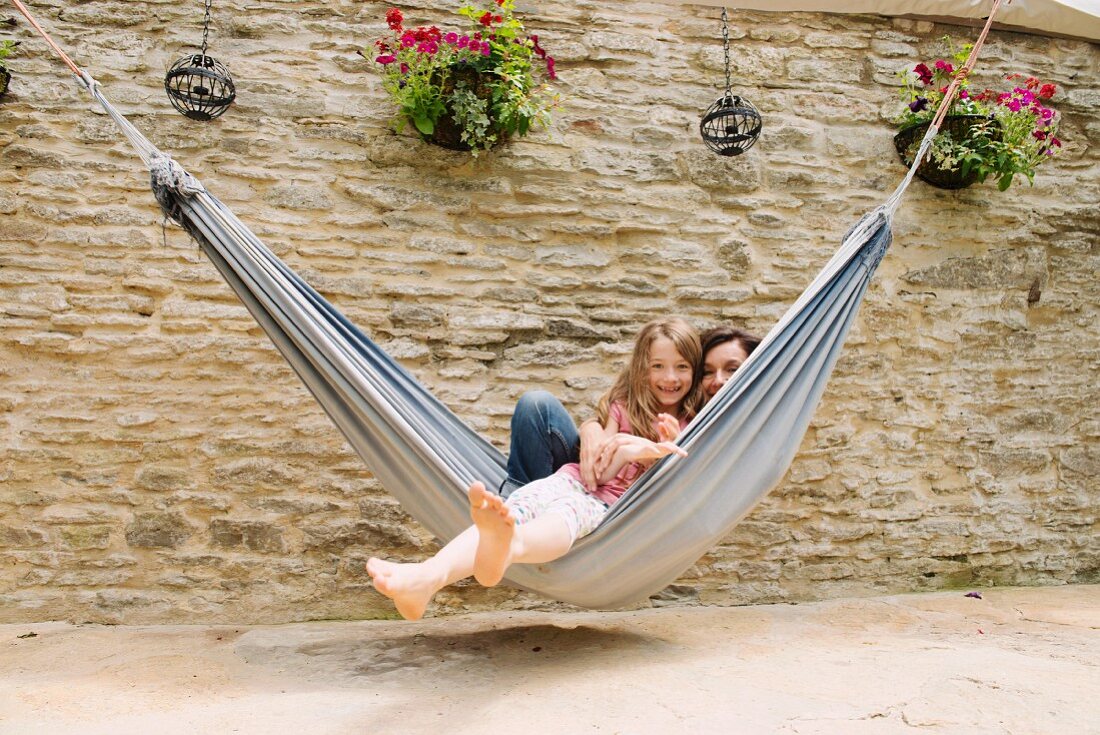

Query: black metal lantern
164 0 235 120
700 8 761 156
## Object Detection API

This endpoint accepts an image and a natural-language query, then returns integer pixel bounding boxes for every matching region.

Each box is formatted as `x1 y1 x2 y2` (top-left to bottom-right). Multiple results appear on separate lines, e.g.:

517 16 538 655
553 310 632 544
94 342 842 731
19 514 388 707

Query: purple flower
909 97 929 113
964 592 982 599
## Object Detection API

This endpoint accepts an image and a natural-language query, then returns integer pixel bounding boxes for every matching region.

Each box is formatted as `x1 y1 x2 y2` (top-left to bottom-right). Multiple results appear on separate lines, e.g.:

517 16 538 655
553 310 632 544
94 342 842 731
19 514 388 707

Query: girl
367 318 705 620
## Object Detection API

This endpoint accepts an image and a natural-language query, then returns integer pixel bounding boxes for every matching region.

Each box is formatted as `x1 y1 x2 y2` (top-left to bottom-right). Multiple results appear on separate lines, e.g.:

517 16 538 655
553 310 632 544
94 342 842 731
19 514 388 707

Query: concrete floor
1 584 1098 734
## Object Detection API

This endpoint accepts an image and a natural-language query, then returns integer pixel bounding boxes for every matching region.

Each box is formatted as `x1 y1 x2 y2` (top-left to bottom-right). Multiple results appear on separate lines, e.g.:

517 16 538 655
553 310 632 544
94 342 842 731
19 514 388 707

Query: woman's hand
578 419 610 493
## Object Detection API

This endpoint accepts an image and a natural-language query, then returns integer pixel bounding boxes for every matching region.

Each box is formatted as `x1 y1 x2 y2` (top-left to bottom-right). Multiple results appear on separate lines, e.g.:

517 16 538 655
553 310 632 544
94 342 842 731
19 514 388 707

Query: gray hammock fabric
75 71 929 610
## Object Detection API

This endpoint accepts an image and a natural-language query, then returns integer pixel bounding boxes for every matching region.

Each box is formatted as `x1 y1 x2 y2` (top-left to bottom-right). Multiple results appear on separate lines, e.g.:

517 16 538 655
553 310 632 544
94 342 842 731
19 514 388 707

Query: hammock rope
10 0 1007 609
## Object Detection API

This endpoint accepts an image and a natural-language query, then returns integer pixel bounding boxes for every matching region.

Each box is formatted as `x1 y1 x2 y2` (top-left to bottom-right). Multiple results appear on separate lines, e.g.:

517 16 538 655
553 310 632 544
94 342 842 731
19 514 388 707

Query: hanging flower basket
425 65 508 151
368 2 557 154
894 114 1001 190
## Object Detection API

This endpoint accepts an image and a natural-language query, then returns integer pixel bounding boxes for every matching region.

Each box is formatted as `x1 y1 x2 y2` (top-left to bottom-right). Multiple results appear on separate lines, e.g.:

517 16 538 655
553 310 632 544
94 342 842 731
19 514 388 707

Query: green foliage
0 39 19 72
368 0 558 152
895 37 1063 190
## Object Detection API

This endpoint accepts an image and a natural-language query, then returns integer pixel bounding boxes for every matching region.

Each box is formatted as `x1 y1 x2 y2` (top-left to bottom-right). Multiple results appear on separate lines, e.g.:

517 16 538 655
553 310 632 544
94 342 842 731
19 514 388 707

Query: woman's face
701 340 749 400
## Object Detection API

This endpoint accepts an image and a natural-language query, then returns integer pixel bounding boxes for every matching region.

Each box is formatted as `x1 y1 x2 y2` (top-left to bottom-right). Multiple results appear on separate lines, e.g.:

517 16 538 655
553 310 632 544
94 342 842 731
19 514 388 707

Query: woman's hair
700 325 762 360
595 318 705 441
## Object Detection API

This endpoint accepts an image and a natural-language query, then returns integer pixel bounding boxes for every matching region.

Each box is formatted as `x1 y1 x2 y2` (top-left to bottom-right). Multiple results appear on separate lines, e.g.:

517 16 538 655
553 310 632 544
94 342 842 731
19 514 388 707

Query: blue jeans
501 391 580 498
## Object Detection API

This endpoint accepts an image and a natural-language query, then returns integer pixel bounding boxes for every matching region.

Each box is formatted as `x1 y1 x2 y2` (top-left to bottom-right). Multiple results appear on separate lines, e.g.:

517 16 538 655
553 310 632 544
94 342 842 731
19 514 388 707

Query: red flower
479 11 493 26
494 14 502 22
546 55 556 80
1025 76 1041 90
386 8 403 31
1033 130 1048 141
496 0 505 5
913 63 934 85
1039 83 1057 99
1051 137 1062 148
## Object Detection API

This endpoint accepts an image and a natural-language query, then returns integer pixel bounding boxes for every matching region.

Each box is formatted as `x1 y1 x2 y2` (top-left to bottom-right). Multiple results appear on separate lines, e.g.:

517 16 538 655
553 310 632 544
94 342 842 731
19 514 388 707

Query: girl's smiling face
702 340 749 399
647 336 694 410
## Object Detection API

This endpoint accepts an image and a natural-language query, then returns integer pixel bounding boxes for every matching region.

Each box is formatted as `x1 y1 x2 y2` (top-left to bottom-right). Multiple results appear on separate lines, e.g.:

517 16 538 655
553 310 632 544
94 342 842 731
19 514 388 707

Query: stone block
59 525 111 551
210 519 287 554
0 525 48 548
134 466 195 493
125 512 194 549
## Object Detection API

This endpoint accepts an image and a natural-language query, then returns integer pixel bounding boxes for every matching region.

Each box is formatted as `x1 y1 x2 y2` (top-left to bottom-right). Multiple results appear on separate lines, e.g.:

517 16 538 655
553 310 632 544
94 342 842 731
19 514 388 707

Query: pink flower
1006 98 1022 112
444 32 458 44
1033 130 1048 141
959 89 968 99
1051 137 1062 148
400 62 409 74
546 55 556 79
457 35 470 49
400 35 415 48
480 42 491 56
530 34 546 59
375 54 396 65
934 59 954 75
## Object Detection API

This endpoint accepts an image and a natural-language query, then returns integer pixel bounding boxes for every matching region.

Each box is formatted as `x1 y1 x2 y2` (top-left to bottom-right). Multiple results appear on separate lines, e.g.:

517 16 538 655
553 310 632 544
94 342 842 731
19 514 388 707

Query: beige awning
655 1 1100 42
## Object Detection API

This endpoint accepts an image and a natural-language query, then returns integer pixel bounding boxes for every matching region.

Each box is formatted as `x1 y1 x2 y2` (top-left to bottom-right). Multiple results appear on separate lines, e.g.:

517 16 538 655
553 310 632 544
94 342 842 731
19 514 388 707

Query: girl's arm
593 413 686 484
593 436 687 485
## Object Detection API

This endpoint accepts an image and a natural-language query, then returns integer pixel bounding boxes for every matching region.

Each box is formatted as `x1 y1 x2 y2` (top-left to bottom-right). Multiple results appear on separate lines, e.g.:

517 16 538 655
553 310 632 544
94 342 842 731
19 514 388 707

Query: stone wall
0 1 1096 624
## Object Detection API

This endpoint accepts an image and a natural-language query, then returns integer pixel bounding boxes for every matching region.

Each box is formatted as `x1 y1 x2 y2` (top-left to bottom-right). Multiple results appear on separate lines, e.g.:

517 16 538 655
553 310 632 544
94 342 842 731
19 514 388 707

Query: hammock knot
150 153 203 198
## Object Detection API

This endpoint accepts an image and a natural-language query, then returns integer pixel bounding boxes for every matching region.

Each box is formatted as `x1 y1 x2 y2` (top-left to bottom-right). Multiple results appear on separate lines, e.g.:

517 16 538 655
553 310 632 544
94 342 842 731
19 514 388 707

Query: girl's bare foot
468 482 515 587
366 557 442 621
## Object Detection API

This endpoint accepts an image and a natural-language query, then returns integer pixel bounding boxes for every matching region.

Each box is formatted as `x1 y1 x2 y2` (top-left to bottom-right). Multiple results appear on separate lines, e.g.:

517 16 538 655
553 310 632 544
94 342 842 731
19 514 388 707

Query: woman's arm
578 417 618 493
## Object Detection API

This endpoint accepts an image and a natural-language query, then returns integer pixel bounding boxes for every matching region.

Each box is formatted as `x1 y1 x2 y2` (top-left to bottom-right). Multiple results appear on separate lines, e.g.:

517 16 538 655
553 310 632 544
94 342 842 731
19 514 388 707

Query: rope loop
150 153 204 198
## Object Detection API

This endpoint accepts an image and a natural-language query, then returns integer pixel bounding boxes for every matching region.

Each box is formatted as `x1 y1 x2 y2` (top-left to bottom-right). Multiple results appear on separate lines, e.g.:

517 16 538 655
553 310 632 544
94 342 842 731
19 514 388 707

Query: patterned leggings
504 473 609 544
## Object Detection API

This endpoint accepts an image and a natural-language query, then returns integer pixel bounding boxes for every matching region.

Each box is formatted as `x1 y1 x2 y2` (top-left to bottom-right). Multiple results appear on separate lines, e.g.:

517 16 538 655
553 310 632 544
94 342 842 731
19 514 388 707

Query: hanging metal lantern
164 0 235 120
699 8 761 157
700 94 762 157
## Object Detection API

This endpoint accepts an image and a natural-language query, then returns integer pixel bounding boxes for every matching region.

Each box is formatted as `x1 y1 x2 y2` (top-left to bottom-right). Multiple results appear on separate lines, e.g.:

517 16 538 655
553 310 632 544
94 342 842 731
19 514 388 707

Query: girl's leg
469 482 574 586
367 525 478 621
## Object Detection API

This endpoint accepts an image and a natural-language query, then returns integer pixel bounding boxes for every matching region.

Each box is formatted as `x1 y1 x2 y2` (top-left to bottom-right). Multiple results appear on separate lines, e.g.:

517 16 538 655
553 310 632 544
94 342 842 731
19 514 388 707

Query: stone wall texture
0 1 1097 624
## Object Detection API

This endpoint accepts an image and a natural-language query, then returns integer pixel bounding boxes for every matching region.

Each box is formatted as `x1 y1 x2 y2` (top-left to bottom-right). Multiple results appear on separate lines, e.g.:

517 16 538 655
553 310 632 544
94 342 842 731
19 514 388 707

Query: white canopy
657 0 1100 42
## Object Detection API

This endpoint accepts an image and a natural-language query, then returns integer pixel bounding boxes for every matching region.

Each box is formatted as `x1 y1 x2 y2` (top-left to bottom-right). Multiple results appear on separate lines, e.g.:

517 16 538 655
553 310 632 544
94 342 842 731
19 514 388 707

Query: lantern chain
721 7 732 98
201 0 213 57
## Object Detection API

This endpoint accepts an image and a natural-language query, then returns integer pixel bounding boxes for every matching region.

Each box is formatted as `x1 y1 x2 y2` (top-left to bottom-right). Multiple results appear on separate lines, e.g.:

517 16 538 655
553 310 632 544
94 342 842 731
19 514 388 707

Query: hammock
11 0 1001 609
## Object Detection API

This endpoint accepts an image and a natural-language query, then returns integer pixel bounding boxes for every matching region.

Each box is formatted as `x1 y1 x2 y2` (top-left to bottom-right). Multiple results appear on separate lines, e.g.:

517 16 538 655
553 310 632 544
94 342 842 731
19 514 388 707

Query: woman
501 324 761 496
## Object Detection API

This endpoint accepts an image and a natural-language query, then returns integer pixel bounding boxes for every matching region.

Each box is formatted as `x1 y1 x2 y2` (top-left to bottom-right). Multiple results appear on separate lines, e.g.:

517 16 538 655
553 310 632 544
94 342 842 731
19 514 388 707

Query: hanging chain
721 7 732 98
200 0 213 57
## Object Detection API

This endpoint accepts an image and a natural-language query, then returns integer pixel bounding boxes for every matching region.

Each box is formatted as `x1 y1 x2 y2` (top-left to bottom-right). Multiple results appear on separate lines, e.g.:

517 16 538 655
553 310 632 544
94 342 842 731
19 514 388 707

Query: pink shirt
557 402 689 507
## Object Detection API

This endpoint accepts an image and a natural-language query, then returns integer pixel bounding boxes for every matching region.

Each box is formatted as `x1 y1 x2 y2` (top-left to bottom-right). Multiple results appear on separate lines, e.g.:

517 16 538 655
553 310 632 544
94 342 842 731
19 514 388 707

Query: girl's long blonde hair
594 318 704 441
